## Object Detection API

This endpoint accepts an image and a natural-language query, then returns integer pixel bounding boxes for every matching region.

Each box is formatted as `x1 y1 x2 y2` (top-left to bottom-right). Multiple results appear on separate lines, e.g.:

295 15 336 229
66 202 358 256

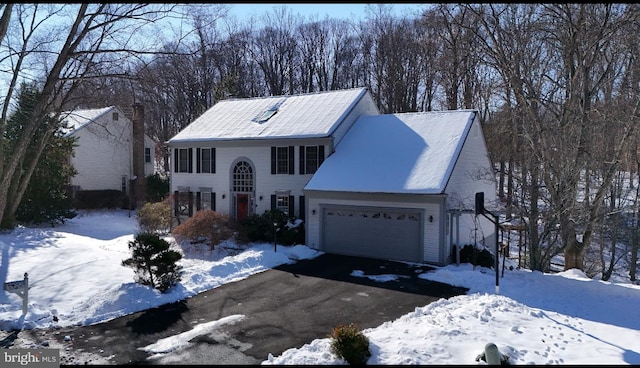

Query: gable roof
167 87 370 143
304 110 477 194
60 106 117 137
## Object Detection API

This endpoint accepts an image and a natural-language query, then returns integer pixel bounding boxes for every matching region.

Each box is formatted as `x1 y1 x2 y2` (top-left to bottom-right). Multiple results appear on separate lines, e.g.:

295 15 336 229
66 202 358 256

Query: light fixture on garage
222 193 226 199
259 195 263 201
312 209 316 215
429 215 433 222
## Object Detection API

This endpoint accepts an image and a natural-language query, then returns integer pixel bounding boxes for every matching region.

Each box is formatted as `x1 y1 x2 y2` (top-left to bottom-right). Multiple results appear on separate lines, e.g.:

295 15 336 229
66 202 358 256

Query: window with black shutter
271 146 294 174
196 148 216 174
174 148 192 173
299 145 324 174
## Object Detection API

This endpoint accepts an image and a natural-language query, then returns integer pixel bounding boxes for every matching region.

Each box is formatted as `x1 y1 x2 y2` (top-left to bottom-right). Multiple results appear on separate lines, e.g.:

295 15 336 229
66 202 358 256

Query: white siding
171 143 328 218
144 135 156 176
444 117 497 254
422 202 441 263
70 112 132 191
444 118 496 209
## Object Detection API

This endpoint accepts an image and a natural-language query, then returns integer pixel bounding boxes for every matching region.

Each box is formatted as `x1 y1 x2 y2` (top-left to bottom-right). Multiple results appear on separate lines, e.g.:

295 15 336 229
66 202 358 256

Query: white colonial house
167 87 497 265
62 105 156 203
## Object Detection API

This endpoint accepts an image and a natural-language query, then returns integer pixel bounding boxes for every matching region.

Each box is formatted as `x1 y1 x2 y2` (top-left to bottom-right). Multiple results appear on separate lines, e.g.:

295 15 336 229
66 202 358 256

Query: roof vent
253 98 286 123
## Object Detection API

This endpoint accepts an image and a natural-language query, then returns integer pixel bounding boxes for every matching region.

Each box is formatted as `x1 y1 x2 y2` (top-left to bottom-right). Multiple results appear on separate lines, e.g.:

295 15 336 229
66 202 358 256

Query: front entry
232 160 254 221
236 193 249 222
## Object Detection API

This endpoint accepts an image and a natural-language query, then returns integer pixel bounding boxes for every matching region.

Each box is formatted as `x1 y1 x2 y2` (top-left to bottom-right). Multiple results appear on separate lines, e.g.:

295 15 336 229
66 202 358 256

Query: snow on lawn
1 209 640 365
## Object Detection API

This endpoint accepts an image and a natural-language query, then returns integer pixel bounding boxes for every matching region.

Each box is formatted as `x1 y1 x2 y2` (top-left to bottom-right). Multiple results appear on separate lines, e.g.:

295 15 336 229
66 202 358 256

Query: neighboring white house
61 105 156 197
167 88 497 265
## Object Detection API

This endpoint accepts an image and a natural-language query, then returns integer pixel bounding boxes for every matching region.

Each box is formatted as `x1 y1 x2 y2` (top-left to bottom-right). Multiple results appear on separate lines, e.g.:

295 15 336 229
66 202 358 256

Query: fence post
22 273 28 315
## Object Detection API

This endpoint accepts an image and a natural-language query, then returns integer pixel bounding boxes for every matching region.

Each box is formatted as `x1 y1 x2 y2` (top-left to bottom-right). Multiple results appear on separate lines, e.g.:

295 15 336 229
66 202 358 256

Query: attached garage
322 205 423 262
303 110 497 266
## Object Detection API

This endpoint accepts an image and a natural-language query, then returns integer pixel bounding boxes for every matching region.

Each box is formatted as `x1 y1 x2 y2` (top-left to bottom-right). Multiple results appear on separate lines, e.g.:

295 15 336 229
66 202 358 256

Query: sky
226 3 428 22
1 210 639 365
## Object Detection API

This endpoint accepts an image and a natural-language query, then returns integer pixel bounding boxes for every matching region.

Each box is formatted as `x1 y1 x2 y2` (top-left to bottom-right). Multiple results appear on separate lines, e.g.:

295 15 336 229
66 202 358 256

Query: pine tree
2 83 77 227
122 233 183 293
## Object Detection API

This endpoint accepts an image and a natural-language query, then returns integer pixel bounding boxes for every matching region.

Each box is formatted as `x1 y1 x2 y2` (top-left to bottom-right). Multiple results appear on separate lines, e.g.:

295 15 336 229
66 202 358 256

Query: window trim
144 147 151 163
271 146 295 175
174 148 193 173
299 145 324 175
196 147 216 174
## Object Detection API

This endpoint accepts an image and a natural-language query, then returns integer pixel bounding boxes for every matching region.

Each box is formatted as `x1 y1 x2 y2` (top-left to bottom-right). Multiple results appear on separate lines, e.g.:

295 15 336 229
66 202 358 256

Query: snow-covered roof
167 88 369 143
304 110 477 194
60 106 116 137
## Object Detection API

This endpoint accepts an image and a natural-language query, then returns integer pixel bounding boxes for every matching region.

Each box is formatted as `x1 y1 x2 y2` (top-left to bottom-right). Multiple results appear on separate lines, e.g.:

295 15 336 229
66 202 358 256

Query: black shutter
299 196 305 220
196 192 201 211
196 148 201 173
173 190 179 216
174 149 178 172
212 148 216 173
188 148 193 173
299 146 305 175
271 195 276 211
288 195 295 217
212 192 216 211
319 145 325 166
288 146 295 174
271 147 276 174
188 191 193 216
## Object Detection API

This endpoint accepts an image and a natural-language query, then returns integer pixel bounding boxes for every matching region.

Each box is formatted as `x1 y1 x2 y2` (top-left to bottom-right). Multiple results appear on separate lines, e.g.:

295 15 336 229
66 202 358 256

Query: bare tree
359 5 425 113
466 3 640 272
435 5 481 110
250 6 301 96
0 4 177 226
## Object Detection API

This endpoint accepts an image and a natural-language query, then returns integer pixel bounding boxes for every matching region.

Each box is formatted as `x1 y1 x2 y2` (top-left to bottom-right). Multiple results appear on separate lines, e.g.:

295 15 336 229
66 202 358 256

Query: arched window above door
233 161 253 192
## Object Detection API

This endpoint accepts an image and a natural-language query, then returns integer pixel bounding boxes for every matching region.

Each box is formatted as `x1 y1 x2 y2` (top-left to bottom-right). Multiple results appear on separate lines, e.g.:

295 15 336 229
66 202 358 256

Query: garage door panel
322 206 422 262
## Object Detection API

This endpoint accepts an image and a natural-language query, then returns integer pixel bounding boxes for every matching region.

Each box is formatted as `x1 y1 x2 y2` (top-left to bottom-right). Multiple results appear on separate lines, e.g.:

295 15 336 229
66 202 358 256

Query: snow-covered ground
1 210 639 365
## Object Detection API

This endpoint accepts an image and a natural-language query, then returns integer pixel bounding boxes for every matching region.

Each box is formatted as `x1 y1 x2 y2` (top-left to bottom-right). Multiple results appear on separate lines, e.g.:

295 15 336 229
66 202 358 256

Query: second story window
174 148 192 173
197 147 216 173
271 146 294 175
299 145 325 174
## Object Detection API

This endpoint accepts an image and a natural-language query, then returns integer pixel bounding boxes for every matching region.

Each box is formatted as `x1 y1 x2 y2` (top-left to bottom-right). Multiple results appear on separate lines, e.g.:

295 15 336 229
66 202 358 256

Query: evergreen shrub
239 209 304 245
121 232 183 293
454 244 495 268
146 173 169 202
329 323 371 365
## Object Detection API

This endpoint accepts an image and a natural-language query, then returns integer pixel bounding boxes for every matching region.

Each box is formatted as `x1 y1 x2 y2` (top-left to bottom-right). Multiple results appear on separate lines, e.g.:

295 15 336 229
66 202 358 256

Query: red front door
236 193 249 222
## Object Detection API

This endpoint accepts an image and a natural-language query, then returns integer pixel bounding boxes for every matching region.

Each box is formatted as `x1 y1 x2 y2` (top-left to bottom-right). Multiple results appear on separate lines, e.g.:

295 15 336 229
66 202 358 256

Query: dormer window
253 99 286 123
112 112 119 121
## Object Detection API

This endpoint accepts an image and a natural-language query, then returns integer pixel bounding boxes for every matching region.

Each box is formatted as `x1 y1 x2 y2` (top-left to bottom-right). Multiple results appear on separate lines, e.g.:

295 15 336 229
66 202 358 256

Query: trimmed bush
329 323 371 365
172 210 234 250
137 199 171 234
238 209 304 245
121 233 183 293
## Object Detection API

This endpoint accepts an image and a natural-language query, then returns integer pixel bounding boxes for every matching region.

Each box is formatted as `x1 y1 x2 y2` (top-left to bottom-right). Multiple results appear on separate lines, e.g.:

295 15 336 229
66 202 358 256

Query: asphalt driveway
36 253 468 365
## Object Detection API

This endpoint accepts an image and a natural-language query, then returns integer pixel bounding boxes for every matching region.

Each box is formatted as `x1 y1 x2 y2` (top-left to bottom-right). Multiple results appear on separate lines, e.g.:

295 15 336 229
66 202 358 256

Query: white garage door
322 206 422 262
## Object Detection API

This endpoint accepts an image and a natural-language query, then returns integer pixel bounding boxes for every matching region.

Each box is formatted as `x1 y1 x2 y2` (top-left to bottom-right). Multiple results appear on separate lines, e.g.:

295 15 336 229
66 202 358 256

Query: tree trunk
563 222 585 271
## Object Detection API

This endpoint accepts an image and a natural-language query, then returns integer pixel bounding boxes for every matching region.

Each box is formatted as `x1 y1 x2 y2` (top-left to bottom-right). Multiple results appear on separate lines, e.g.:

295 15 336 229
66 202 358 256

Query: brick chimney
132 103 146 208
